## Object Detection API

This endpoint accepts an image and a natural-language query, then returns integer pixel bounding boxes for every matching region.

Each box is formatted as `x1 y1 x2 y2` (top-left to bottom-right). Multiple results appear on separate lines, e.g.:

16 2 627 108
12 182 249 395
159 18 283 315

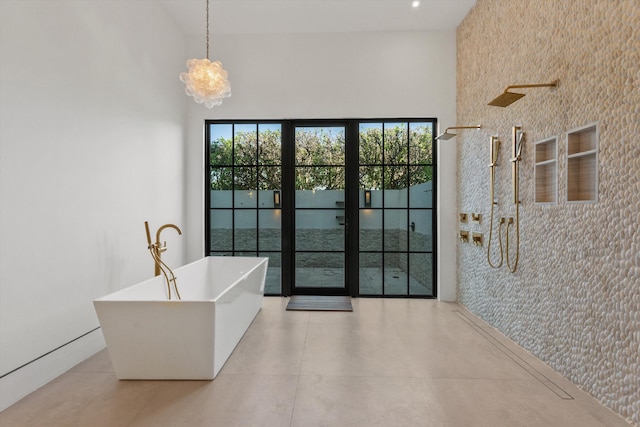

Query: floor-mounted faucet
145 222 182 276
144 221 182 299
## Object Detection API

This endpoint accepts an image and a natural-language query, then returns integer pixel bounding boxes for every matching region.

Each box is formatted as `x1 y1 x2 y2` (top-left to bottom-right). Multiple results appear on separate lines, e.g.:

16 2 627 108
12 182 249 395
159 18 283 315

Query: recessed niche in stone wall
567 123 598 203
534 137 557 204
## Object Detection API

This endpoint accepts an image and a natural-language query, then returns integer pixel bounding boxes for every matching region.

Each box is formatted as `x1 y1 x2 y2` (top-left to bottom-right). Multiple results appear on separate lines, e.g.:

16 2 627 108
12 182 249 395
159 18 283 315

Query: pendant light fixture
179 0 231 108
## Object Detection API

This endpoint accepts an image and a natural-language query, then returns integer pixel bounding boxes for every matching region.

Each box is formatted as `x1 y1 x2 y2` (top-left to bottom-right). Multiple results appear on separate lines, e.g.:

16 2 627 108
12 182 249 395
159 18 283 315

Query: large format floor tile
0 298 632 427
291 375 446 427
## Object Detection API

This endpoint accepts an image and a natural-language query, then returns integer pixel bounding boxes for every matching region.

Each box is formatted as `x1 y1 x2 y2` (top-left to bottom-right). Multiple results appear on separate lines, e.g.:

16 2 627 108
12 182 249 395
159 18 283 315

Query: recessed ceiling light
412 1 420 7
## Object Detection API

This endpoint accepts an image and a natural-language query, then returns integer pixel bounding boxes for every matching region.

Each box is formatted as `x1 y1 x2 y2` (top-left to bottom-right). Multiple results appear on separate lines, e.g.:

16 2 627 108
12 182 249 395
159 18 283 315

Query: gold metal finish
459 230 469 243
487 136 503 268
506 127 523 273
435 125 482 140
472 232 483 246
459 213 468 223
488 80 559 107
471 213 482 223
145 221 183 300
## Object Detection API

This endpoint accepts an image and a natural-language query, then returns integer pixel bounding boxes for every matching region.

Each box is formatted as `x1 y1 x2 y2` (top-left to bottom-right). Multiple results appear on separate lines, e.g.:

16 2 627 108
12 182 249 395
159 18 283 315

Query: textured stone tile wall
456 0 639 425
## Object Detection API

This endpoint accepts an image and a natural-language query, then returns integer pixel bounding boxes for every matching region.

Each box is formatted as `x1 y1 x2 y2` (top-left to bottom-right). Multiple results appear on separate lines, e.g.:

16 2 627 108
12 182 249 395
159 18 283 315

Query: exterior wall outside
456 1 639 425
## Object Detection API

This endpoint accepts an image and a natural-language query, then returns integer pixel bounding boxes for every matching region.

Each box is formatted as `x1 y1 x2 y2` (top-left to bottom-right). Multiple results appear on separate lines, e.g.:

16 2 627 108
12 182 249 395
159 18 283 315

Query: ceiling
158 0 477 36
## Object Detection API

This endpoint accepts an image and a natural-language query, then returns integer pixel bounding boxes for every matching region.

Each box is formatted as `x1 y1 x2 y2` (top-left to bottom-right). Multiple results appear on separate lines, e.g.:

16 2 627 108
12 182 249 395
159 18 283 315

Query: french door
205 119 436 298
290 123 350 295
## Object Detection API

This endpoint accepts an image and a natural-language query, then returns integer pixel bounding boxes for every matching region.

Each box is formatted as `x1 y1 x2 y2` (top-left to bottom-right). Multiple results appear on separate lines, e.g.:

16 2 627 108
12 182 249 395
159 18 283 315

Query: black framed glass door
291 124 349 295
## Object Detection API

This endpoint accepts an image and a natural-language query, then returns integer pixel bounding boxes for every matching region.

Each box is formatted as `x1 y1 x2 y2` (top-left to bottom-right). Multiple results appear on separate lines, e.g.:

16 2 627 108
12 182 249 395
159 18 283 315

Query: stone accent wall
456 1 639 425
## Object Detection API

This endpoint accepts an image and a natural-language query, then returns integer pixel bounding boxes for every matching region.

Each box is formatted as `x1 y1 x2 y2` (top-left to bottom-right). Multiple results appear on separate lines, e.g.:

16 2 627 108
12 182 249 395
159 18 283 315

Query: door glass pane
260 251 281 295
209 124 232 166
384 166 408 208
234 124 257 165
295 127 345 166
295 252 345 288
359 166 382 207
210 166 233 190
234 210 257 251
234 167 257 208
359 123 382 164
295 167 345 191
210 171 232 209
384 210 407 252
409 166 433 208
359 253 382 295
359 210 382 251
234 190 257 208
410 253 433 296
295 187 344 209
258 123 281 165
210 210 232 251
258 188 281 209
409 122 433 164
409 210 433 252
384 253 408 295
383 122 408 164
259 209 280 251
295 210 344 251
258 166 281 194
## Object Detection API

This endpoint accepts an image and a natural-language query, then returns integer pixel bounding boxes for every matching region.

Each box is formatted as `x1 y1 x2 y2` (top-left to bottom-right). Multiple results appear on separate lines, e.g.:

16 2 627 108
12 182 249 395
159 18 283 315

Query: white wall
183 31 458 300
0 0 187 410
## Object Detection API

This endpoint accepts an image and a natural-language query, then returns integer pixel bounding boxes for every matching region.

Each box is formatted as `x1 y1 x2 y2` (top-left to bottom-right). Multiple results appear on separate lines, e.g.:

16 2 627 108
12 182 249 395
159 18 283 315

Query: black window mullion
281 121 294 296
346 120 359 297
205 124 211 255
405 123 410 296
231 124 235 255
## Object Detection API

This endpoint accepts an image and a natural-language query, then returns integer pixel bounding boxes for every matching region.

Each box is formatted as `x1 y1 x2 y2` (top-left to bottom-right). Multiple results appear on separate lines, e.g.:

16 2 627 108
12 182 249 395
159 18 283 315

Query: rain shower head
435 125 482 140
488 80 559 107
435 130 457 140
488 91 526 107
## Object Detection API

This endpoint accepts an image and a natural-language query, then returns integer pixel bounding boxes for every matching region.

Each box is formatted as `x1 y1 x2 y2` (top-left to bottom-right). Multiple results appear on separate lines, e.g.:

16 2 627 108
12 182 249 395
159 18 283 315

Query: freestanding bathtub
93 256 268 380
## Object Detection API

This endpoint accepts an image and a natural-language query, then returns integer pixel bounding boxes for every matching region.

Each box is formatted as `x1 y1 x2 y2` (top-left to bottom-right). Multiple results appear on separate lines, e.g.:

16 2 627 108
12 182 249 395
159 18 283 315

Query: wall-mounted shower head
435 125 482 140
489 91 526 107
488 80 559 107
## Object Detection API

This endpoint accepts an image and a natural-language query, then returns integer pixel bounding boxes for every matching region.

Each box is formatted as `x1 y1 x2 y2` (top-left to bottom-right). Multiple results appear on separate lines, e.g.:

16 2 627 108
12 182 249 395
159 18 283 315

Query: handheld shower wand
487 136 504 268
506 127 523 273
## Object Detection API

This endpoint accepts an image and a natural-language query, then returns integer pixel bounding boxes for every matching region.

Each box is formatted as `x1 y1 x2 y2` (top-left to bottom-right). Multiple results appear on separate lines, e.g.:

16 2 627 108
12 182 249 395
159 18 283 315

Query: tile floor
0 298 631 427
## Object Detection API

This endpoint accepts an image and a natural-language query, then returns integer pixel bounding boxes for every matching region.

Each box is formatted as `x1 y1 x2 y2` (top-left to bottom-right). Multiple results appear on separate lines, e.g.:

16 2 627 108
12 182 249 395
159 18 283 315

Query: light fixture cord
206 0 210 59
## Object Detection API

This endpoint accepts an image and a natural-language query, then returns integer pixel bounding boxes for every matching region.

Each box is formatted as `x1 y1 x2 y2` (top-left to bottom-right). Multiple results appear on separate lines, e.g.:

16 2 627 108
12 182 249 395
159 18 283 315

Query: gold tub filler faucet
144 221 182 300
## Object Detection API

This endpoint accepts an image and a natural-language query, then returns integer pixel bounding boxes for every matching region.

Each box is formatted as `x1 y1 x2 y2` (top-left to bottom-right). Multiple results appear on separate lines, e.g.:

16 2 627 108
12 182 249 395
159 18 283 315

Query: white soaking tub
93 256 268 380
